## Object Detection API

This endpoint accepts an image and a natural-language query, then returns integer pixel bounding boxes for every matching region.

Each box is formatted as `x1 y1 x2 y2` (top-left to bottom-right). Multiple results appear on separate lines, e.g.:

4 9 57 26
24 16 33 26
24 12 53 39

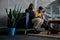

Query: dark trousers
41 21 48 30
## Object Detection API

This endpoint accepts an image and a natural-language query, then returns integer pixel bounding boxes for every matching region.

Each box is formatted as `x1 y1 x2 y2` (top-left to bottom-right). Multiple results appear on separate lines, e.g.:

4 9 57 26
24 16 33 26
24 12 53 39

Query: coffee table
47 20 60 34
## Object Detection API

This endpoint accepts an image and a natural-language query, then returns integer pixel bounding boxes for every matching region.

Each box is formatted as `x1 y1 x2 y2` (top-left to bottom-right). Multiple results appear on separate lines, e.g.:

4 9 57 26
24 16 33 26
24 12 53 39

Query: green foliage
5 7 25 28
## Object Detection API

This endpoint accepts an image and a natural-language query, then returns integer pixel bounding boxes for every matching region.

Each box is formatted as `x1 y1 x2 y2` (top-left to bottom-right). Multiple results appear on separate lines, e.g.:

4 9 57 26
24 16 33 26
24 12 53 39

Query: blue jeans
41 21 48 30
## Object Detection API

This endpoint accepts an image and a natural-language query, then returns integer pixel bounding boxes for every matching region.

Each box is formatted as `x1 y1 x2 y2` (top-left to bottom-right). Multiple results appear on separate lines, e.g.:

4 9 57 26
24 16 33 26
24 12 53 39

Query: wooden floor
28 31 60 38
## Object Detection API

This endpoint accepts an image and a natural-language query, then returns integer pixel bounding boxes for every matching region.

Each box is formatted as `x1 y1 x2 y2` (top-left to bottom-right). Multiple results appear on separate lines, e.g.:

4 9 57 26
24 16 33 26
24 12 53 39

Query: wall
0 0 8 27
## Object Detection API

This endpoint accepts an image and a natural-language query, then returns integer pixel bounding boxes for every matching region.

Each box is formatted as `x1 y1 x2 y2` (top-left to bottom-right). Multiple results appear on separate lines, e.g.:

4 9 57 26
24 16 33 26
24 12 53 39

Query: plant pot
9 28 16 36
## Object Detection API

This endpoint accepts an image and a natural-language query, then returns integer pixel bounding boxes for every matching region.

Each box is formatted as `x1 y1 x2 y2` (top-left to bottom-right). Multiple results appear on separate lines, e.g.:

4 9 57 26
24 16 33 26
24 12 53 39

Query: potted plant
5 7 25 36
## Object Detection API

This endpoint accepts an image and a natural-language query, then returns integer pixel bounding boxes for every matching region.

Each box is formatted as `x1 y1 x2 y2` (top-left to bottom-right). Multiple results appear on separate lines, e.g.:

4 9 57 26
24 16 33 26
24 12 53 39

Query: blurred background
0 0 60 28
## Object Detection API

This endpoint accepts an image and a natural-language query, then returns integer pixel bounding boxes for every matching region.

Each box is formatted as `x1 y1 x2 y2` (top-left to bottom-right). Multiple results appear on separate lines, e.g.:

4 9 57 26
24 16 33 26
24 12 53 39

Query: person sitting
32 6 44 30
41 10 48 30
25 3 35 28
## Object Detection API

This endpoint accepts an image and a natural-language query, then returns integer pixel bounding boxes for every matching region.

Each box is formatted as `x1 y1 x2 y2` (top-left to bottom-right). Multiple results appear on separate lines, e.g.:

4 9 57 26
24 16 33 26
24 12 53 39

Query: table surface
48 20 60 24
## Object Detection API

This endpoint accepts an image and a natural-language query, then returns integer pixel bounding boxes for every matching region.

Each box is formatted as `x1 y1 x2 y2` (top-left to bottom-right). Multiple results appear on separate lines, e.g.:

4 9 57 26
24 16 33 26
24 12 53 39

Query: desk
47 20 60 34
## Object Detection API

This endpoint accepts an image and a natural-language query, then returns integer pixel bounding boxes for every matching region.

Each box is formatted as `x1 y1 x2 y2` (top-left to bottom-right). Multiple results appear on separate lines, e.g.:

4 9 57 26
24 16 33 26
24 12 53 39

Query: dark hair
28 3 34 9
38 6 43 10
42 10 45 13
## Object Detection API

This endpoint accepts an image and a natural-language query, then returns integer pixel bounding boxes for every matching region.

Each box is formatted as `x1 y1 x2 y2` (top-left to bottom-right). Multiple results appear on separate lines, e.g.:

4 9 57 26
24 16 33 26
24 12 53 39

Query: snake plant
5 7 25 28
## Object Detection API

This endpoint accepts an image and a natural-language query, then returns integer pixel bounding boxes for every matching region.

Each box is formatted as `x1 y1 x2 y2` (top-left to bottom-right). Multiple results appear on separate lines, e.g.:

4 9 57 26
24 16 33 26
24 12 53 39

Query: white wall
8 0 35 12
0 0 8 27
0 0 8 18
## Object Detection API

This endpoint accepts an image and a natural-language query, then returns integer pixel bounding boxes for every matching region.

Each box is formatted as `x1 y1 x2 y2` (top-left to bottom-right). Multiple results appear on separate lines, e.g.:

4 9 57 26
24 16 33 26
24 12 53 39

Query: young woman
32 6 44 29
